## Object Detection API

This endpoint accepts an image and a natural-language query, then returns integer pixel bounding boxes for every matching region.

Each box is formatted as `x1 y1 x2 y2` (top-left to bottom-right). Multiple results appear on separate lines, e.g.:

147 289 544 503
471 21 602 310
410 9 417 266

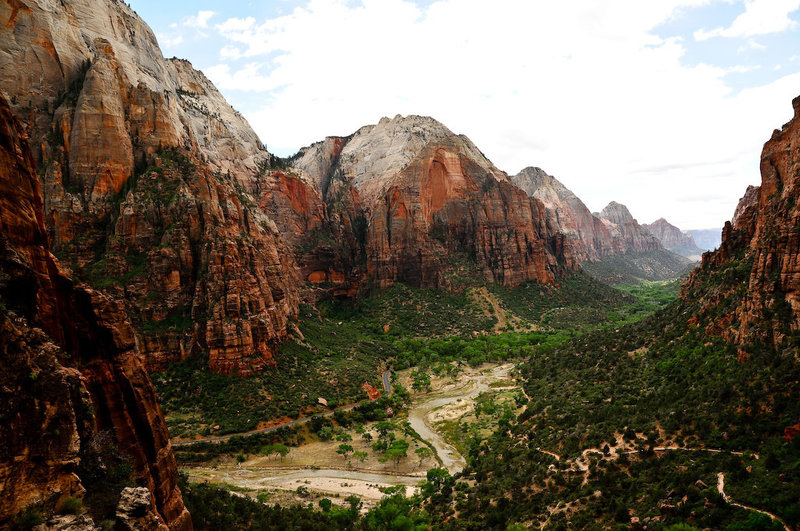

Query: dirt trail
717 473 790 531
469 287 529 333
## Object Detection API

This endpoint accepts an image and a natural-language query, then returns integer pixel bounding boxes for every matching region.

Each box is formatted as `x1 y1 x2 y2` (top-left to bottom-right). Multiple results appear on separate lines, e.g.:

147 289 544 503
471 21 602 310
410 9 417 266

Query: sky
127 0 800 230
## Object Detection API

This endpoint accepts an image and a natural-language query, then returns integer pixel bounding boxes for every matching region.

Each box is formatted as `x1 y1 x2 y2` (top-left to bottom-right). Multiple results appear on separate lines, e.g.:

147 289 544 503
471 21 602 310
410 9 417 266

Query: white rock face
293 114 508 205
0 0 268 176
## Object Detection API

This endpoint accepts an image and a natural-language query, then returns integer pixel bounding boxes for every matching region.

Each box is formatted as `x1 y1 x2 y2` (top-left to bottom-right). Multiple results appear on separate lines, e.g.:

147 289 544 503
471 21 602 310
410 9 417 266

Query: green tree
337 443 354 460
415 446 432 467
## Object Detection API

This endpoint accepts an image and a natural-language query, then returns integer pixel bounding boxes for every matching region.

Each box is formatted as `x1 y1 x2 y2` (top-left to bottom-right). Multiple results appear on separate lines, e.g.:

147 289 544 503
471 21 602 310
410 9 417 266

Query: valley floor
181 362 521 509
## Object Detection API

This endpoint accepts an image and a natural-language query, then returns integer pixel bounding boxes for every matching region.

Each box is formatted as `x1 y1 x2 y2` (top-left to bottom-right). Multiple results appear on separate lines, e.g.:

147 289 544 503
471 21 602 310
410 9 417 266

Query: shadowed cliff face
292 116 576 290
0 92 191 529
0 0 300 376
682 96 800 349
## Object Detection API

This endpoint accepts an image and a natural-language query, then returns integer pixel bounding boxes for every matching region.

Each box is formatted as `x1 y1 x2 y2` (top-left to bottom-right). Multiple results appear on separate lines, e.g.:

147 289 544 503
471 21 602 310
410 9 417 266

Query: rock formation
511 167 615 261
511 168 692 281
0 92 190 529
683 95 800 347
596 201 663 254
0 0 300 375
642 218 704 260
292 115 575 289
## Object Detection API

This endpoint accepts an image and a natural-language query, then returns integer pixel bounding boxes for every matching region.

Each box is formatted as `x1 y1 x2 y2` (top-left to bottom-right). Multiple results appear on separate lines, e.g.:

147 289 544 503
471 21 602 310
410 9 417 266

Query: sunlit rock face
0 0 301 376
293 115 576 289
683 95 800 347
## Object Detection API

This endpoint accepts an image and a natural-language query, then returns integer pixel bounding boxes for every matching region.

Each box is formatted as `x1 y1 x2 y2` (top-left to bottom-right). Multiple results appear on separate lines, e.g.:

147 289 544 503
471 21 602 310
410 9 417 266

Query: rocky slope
682 95 800 349
511 169 692 281
0 0 300 375
0 92 190 529
292 115 575 289
596 201 663 253
511 167 615 261
642 218 704 260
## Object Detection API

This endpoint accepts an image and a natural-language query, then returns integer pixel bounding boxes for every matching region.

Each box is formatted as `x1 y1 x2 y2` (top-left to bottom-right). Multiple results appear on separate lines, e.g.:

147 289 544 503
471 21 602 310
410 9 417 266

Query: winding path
173 370 392 447
717 473 791 531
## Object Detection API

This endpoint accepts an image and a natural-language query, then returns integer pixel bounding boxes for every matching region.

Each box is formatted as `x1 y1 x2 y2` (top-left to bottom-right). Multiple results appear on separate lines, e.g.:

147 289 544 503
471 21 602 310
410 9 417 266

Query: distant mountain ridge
686 228 722 251
642 218 704 260
512 168 692 282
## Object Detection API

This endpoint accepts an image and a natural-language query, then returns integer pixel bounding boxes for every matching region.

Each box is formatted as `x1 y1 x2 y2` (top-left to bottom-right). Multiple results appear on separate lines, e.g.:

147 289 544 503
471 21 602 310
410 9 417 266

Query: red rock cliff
292 115 575 289
683 95 800 347
0 0 300 375
0 90 191 529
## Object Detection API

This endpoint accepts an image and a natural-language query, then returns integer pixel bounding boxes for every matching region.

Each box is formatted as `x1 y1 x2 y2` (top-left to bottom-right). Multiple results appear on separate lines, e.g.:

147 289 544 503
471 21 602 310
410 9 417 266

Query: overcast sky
128 0 800 230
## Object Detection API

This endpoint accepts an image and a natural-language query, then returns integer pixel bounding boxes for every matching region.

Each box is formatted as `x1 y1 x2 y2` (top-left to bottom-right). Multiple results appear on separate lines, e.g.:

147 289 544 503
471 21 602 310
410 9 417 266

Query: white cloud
184 10 217 29
201 0 800 229
738 38 767 52
695 0 800 40
156 33 183 48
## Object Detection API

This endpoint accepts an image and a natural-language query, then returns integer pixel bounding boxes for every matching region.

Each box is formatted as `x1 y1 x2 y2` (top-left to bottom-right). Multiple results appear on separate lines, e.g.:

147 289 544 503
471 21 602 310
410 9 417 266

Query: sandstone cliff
642 218 704 260
0 92 190 529
682 95 800 348
292 116 575 289
511 167 615 261
0 0 300 375
597 201 663 254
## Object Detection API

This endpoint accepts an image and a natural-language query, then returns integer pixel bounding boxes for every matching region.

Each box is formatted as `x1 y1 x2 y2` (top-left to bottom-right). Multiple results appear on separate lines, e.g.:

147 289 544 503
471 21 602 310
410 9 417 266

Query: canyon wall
0 92 190 529
0 0 300 375
683 96 800 348
292 116 575 289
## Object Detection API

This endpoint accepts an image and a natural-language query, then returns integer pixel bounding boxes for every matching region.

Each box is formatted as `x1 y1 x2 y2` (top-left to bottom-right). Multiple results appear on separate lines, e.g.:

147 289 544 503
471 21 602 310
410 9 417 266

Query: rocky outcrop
642 218 703 260
512 167 616 261
683 95 800 347
0 0 300 375
731 185 760 230
293 116 575 289
597 201 663 254
0 92 190 529
116 487 169 531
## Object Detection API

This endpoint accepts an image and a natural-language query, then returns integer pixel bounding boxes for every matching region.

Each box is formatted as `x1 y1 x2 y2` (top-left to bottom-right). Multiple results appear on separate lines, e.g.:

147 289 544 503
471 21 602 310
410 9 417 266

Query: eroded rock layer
0 0 300 375
292 116 575 289
0 92 190 529
683 95 800 347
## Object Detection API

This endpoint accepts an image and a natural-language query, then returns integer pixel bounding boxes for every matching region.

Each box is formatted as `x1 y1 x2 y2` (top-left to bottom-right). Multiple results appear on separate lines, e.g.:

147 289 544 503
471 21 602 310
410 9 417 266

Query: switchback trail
172 370 392 447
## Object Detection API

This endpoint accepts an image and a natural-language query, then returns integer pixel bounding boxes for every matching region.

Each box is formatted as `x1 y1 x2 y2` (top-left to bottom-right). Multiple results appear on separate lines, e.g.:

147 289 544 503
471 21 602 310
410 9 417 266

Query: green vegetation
76 431 135 524
156 276 678 437
415 245 800 529
174 240 797 530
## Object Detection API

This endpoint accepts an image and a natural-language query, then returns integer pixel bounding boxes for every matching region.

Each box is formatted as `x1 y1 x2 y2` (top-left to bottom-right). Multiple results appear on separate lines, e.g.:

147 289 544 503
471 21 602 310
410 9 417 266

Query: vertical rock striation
292 115 575 289
0 88 190 530
683 95 800 347
0 0 300 375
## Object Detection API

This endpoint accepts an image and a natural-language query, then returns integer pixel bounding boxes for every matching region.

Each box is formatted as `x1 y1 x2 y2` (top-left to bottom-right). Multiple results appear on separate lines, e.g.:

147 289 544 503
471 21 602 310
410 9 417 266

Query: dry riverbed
183 361 521 508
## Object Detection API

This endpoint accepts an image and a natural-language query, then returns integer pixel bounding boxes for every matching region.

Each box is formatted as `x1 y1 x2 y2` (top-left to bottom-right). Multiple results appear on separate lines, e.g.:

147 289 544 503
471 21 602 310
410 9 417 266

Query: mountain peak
599 201 635 225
